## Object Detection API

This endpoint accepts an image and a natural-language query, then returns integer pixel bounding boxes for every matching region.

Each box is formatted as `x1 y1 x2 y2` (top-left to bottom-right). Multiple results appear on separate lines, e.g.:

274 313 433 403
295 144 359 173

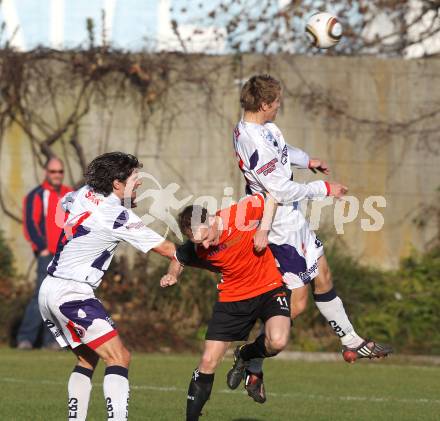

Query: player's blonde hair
240 74 281 112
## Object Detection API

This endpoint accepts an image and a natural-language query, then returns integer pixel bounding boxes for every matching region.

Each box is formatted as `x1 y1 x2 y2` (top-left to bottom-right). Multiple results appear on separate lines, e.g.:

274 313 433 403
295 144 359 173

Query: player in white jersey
232 75 392 402
38 152 175 421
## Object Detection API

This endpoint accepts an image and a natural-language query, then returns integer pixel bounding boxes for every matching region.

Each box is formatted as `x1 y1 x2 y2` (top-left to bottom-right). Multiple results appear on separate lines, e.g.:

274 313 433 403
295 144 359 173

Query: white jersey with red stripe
47 185 164 289
233 119 326 288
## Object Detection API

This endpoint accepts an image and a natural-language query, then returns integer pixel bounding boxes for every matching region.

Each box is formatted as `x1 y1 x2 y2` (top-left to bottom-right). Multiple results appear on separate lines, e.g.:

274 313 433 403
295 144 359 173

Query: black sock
186 369 214 421
239 334 277 361
73 365 94 378
313 287 337 302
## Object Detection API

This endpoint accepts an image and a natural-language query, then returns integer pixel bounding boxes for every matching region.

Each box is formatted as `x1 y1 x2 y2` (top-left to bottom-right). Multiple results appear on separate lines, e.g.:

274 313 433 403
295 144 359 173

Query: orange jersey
176 194 282 302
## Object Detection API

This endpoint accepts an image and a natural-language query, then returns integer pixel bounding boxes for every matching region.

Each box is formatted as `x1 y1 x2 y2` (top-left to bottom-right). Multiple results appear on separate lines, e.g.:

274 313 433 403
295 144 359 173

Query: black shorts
205 286 291 342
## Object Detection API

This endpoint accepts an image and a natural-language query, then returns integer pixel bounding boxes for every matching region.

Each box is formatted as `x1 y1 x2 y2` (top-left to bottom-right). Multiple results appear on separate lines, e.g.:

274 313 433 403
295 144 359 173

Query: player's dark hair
178 205 209 237
84 152 142 196
240 74 281 112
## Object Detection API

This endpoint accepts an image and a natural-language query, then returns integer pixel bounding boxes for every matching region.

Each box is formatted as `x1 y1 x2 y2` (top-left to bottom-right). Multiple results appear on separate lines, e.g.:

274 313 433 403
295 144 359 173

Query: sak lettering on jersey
256 158 278 176
85 189 103 205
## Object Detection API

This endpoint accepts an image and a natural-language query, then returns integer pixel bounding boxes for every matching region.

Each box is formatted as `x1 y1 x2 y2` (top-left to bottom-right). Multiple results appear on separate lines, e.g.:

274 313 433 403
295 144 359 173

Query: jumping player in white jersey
38 152 175 421
231 75 392 402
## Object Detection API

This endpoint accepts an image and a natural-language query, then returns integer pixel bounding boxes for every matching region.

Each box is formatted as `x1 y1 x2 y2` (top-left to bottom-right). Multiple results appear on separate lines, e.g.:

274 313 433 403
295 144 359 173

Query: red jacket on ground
23 180 72 255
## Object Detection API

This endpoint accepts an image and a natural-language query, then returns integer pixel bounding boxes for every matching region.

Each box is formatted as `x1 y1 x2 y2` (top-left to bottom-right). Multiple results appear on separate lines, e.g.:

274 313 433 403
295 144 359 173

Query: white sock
103 366 130 421
68 366 93 421
314 290 364 348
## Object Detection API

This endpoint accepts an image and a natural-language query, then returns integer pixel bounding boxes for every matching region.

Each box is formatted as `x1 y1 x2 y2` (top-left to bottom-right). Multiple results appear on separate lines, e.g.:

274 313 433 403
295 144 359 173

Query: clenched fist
160 274 178 288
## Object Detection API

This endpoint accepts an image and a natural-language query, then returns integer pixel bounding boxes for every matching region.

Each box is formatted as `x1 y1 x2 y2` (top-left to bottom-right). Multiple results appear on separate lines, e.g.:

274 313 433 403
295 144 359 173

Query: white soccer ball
306 12 342 49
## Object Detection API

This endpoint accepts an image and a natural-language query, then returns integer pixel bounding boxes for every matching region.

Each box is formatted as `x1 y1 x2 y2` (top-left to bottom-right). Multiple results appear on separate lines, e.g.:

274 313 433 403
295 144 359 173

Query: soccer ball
306 12 342 49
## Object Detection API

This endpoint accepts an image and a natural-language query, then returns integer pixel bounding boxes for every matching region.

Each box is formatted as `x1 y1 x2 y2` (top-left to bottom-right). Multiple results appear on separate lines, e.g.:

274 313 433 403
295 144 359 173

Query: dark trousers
16 254 55 346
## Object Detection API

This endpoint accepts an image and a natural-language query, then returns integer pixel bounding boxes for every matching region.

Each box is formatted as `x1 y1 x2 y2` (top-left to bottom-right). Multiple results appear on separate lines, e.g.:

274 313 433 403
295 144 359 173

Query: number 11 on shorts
277 296 288 307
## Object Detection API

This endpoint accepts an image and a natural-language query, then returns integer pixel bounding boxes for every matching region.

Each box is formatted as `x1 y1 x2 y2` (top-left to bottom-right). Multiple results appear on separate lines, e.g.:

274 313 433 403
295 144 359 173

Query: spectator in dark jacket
17 157 72 349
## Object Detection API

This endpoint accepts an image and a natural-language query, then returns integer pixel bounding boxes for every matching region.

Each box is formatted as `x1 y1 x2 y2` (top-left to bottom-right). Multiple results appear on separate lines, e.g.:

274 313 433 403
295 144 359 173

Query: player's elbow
153 240 176 259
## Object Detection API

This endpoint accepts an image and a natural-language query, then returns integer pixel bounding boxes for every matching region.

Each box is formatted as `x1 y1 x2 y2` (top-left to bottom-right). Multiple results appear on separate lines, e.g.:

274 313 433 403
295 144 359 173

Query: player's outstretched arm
254 193 278 253
254 146 346 202
237 138 328 204
286 143 310 169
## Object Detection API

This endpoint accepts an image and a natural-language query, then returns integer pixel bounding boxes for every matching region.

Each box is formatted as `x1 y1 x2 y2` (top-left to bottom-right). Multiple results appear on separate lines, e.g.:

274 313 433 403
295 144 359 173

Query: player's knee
267 333 289 353
199 352 219 372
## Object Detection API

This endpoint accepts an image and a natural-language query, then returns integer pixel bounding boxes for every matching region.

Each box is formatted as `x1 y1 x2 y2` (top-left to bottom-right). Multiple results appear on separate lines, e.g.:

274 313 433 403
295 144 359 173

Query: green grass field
0 348 438 421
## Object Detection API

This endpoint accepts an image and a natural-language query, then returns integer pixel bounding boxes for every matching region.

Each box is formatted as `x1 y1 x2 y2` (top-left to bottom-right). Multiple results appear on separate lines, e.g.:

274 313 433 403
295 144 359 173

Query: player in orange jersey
161 193 291 420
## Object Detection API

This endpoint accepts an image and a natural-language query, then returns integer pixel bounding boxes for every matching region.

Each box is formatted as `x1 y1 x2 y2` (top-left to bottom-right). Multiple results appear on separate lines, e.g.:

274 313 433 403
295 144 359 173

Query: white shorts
269 206 324 290
38 275 118 349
